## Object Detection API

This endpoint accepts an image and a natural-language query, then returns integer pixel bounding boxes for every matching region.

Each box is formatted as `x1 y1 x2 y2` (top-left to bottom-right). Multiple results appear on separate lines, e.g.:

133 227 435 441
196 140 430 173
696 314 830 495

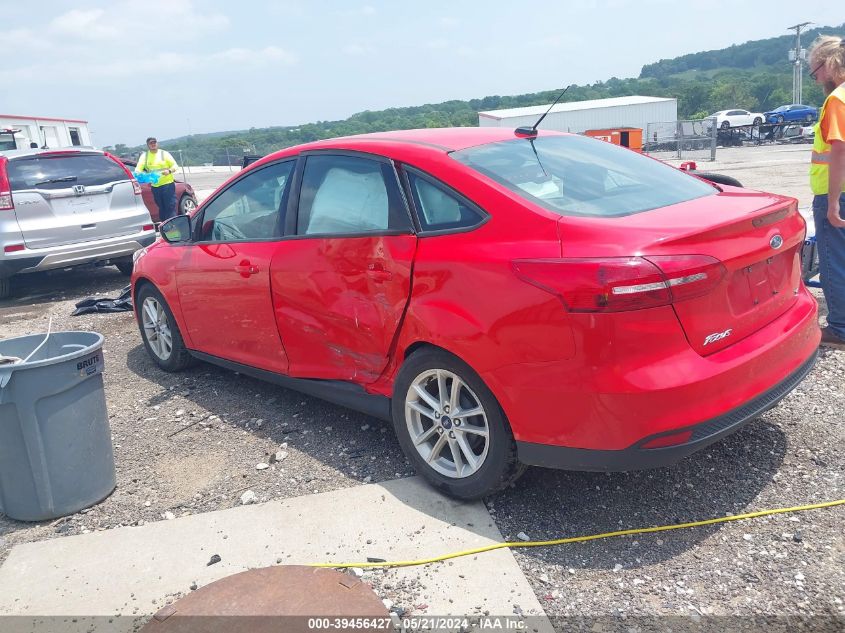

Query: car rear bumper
485 288 820 451
516 348 817 471
0 231 156 277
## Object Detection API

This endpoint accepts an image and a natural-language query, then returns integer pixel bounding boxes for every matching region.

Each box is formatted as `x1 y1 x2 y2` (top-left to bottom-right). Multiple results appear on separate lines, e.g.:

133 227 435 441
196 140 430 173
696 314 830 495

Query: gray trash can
0 331 115 521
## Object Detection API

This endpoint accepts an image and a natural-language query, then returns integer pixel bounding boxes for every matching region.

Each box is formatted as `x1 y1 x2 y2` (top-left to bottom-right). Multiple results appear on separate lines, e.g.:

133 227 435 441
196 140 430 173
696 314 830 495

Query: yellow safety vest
810 84 845 195
138 149 177 187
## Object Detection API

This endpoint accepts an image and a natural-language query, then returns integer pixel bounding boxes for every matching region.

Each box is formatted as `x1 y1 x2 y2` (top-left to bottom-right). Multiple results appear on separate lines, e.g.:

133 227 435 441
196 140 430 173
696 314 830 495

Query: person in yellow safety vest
137 137 179 222
808 36 845 350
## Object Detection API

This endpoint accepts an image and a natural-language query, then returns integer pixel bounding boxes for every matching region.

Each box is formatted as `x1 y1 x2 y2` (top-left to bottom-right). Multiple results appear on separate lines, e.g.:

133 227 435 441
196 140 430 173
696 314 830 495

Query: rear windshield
8 153 129 191
451 135 716 218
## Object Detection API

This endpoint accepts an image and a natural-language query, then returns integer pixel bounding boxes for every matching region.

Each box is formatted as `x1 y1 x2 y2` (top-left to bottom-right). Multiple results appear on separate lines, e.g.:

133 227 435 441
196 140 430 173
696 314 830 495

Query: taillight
0 156 14 211
104 151 142 195
142 224 154 232
512 255 725 313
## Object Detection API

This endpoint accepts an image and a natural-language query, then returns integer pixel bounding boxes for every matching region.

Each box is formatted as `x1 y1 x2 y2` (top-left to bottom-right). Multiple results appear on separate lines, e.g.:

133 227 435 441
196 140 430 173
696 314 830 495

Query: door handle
235 262 260 276
366 263 393 282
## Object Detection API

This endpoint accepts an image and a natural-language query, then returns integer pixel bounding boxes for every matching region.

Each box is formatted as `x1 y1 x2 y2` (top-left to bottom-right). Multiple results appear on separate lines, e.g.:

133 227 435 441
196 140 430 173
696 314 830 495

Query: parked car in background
764 104 818 124
120 158 198 222
132 127 819 499
709 109 765 129
0 147 155 299
778 124 815 144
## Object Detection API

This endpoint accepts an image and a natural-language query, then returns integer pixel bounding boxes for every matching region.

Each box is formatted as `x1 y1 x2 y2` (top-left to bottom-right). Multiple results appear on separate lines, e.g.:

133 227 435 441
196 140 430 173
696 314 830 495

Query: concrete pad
0 477 551 631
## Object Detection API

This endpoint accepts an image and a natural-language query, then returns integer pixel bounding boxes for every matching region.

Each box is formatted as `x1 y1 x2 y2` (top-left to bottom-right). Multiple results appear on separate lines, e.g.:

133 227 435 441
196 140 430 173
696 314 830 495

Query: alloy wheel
404 368 490 479
141 296 173 361
180 196 197 215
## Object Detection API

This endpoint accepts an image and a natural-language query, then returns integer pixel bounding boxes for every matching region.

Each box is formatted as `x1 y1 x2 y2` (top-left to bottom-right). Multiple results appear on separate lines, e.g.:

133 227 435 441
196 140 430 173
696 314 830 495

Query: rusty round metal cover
140 566 391 633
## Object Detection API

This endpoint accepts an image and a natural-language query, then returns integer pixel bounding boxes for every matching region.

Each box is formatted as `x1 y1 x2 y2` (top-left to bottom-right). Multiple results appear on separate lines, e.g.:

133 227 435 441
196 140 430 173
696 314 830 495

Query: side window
296 155 411 236
406 171 484 232
199 161 294 242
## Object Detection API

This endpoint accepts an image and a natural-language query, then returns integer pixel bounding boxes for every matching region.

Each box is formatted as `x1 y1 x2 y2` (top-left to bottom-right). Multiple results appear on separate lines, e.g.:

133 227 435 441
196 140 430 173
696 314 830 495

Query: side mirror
160 215 192 243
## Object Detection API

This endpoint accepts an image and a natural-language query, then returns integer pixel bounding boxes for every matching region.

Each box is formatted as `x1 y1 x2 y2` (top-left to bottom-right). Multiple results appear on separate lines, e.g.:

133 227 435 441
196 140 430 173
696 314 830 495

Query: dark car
120 158 198 222
764 104 818 124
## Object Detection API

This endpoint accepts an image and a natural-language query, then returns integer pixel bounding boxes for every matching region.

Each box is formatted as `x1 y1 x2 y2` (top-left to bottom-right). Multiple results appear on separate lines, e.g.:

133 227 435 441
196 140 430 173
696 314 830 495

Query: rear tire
136 284 194 372
115 260 134 276
753 117 762 125
0 277 9 300
391 348 525 500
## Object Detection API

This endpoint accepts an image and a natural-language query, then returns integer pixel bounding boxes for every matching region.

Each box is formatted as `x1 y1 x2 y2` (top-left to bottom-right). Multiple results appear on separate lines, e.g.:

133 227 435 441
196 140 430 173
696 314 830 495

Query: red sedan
131 128 819 499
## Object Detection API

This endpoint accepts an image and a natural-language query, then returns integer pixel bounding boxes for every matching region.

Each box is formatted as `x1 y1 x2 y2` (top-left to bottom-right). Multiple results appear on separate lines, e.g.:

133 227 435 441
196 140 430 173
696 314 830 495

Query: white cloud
48 9 120 40
440 17 460 29
343 43 376 56
0 45 298 83
0 28 53 53
361 5 377 15
14 0 229 52
211 46 298 66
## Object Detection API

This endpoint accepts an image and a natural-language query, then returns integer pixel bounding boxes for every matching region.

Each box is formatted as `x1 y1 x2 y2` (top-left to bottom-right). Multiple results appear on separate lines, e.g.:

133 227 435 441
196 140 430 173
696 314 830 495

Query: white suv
0 148 156 299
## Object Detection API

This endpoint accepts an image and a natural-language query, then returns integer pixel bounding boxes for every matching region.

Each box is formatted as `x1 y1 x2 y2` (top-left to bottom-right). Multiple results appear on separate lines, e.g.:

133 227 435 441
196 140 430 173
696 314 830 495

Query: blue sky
1 1 841 146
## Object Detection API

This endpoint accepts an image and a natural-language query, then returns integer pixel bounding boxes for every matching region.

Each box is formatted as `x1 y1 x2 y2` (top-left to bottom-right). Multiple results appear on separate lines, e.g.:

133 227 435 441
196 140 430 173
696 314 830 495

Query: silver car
0 147 156 299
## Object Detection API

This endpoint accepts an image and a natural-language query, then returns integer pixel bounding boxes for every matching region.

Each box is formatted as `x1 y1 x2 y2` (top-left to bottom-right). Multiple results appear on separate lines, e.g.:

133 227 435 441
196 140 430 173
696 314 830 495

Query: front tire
720 121 730 130
136 284 193 372
391 348 524 499
179 195 197 216
753 117 762 125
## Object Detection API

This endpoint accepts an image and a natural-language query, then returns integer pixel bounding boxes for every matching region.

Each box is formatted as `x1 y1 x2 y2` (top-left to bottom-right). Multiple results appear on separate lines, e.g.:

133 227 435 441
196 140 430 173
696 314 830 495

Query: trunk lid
559 188 805 356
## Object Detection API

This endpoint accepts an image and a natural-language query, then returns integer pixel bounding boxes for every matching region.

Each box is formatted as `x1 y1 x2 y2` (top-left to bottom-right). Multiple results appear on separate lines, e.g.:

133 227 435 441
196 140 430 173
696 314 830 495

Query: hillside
640 23 844 78
107 24 843 165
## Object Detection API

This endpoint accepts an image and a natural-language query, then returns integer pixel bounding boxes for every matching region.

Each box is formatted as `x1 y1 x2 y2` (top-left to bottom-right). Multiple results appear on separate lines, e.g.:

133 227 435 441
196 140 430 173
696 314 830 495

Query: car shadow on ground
0 267 128 313
124 342 787 570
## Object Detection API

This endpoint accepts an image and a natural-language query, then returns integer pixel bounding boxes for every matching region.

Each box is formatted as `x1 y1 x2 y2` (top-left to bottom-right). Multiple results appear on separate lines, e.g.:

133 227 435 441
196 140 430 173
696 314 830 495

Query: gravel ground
1 266 841 630
1 148 843 630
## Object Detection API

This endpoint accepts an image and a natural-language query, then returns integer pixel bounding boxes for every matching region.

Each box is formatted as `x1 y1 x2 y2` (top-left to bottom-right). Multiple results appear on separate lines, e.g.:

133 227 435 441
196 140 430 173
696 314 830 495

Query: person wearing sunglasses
137 136 180 222
808 36 845 350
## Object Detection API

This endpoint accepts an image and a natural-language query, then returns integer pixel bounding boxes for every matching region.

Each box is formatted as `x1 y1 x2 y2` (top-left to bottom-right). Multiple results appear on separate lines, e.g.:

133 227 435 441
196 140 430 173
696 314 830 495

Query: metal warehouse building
478 95 677 134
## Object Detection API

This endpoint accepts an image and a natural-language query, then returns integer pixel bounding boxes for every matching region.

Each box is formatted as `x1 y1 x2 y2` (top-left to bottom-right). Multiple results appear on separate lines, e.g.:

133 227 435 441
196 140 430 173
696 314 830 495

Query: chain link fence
170 147 265 170
644 118 717 161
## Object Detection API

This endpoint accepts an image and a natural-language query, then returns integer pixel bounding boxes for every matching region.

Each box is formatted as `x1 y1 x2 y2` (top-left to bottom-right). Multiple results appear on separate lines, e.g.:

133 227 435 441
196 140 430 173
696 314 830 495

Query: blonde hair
808 35 845 83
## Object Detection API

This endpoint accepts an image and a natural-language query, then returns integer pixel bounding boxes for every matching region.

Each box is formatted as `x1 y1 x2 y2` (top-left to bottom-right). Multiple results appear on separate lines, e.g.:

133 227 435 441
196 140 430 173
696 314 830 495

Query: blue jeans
812 193 845 338
152 182 177 222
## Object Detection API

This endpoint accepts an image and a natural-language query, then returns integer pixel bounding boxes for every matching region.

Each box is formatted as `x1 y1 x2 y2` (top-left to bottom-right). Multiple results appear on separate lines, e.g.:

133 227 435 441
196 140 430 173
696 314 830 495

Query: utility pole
788 22 811 105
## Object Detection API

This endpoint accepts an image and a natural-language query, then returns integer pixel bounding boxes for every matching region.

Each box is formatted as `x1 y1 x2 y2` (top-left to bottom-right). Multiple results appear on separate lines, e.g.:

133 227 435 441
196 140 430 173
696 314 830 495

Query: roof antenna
515 85 572 137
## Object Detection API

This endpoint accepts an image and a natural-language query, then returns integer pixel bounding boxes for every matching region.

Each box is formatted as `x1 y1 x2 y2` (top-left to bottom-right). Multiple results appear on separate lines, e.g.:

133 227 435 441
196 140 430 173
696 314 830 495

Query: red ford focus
131 128 819 499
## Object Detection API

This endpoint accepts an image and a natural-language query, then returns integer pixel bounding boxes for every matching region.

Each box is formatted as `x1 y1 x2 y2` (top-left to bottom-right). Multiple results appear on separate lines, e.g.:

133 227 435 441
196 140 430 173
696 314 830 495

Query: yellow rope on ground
309 498 845 570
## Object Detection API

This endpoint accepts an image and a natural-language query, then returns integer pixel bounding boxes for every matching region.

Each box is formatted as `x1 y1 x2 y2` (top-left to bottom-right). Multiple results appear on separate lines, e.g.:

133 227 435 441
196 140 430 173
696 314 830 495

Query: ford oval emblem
770 234 784 250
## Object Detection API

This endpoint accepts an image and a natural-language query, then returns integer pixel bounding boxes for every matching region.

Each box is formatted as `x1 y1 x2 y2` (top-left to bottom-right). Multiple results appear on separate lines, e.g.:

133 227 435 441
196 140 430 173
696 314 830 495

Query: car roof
286 127 568 154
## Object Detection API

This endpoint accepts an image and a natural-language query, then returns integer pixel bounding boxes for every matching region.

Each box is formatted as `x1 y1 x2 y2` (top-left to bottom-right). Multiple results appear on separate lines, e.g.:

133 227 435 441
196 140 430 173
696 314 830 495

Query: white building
0 114 92 150
478 96 677 134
